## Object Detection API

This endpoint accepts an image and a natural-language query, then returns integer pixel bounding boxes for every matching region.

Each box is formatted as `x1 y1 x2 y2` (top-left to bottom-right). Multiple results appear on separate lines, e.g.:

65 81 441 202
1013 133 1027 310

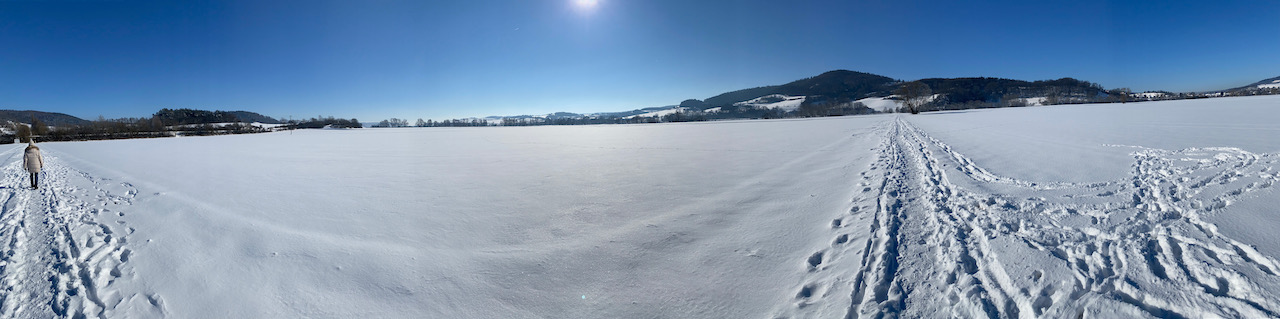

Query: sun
573 0 598 10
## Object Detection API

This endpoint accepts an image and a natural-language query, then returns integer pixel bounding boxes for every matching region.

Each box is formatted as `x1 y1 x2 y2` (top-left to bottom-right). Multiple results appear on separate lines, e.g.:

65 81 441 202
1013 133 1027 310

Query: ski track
778 116 1280 318
0 148 162 319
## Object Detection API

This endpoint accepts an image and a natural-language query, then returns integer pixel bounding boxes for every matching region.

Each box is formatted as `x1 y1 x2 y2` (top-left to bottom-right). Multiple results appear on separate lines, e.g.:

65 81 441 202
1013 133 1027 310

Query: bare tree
895 81 932 114
375 118 410 128
15 124 31 143
30 115 48 137
1001 93 1027 107
1109 88 1132 104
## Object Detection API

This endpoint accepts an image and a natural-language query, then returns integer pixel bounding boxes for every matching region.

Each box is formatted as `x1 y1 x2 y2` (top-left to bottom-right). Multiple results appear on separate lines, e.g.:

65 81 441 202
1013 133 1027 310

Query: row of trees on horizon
6 109 363 143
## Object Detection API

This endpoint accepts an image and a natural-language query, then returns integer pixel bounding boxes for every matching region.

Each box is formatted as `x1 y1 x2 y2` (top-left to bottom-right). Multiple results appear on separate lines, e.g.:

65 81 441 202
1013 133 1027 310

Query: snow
853 97 902 112
861 94 941 112
1259 81 1280 89
252 122 287 129
734 94 806 111
1023 96 1047 106
623 107 686 119
5 95 1280 318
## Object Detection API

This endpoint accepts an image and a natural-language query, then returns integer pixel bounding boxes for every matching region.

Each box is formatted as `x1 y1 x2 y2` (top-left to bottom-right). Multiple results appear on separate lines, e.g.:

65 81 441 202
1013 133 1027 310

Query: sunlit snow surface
622 106 686 119
736 94 807 111
4 95 1280 318
854 97 902 112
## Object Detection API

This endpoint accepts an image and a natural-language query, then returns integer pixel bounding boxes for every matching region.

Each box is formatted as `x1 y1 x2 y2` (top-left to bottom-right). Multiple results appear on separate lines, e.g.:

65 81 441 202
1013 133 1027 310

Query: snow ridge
780 116 1280 318
0 149 163 318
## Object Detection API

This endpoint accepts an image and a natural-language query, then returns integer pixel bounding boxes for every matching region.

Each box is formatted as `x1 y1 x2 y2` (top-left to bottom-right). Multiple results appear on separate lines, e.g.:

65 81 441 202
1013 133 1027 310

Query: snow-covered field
3 95 1280 318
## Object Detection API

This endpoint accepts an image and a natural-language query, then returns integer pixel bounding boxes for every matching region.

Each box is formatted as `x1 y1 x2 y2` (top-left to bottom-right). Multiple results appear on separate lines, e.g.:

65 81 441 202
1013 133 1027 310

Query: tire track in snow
780 116 1280 318
0 148 163 319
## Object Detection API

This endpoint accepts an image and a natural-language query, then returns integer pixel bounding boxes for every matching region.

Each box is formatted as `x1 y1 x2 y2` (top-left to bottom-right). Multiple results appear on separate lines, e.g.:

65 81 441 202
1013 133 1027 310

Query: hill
475 69 1250 123
226 111 282 124
153 108 280 125
1216 75 1280 96
0 109 280 128
698 71 1109 112
702 70 896 108
917 77 1107 108
473 70 1119 122
0 110 90 127
1245 76 1280 89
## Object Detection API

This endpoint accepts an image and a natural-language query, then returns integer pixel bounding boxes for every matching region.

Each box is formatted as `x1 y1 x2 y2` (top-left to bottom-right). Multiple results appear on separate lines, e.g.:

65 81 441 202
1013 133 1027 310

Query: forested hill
694 70 1110 110
701 70 897 108
0 110 90 127
152 108 281 125
917 77 1107 106
226 111 282 124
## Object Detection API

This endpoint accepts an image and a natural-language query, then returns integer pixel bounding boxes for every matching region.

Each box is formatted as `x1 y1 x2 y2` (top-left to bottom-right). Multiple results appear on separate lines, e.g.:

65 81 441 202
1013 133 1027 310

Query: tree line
286 116 362 129
8 110 360 143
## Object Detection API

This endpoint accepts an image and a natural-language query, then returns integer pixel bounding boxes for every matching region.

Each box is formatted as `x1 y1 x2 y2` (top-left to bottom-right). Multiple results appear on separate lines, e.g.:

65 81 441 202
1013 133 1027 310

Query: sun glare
573 0 599 10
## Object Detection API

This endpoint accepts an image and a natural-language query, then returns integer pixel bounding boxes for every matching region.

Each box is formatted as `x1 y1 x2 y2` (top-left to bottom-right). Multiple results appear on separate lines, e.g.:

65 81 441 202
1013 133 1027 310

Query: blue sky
1 0 1276 121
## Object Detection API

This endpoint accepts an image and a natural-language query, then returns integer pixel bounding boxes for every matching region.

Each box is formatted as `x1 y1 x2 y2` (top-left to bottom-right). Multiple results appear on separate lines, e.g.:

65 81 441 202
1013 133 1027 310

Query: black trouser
29 172 37 188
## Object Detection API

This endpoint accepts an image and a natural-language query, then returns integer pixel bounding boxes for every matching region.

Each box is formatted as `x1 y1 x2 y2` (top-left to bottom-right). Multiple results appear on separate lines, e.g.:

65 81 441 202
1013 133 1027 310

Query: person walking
23 139 43 189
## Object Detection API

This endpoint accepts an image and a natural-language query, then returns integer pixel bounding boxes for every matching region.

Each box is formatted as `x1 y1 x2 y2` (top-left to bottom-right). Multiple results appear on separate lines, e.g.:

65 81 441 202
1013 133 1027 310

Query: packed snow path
782 116 1280 318
0 148 162 319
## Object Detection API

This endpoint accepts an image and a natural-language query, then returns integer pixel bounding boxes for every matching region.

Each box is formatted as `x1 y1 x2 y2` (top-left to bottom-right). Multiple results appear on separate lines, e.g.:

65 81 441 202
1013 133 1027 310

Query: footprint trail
0 147 163 319
779 116 1280 318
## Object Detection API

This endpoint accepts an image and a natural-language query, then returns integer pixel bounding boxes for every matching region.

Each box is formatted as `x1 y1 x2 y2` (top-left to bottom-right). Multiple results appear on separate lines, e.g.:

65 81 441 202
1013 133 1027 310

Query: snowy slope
854 97 901 112
1260 80 1280 89
622 107 686 119
853 95 945 112
734 94 806 111
5 95 1280 318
